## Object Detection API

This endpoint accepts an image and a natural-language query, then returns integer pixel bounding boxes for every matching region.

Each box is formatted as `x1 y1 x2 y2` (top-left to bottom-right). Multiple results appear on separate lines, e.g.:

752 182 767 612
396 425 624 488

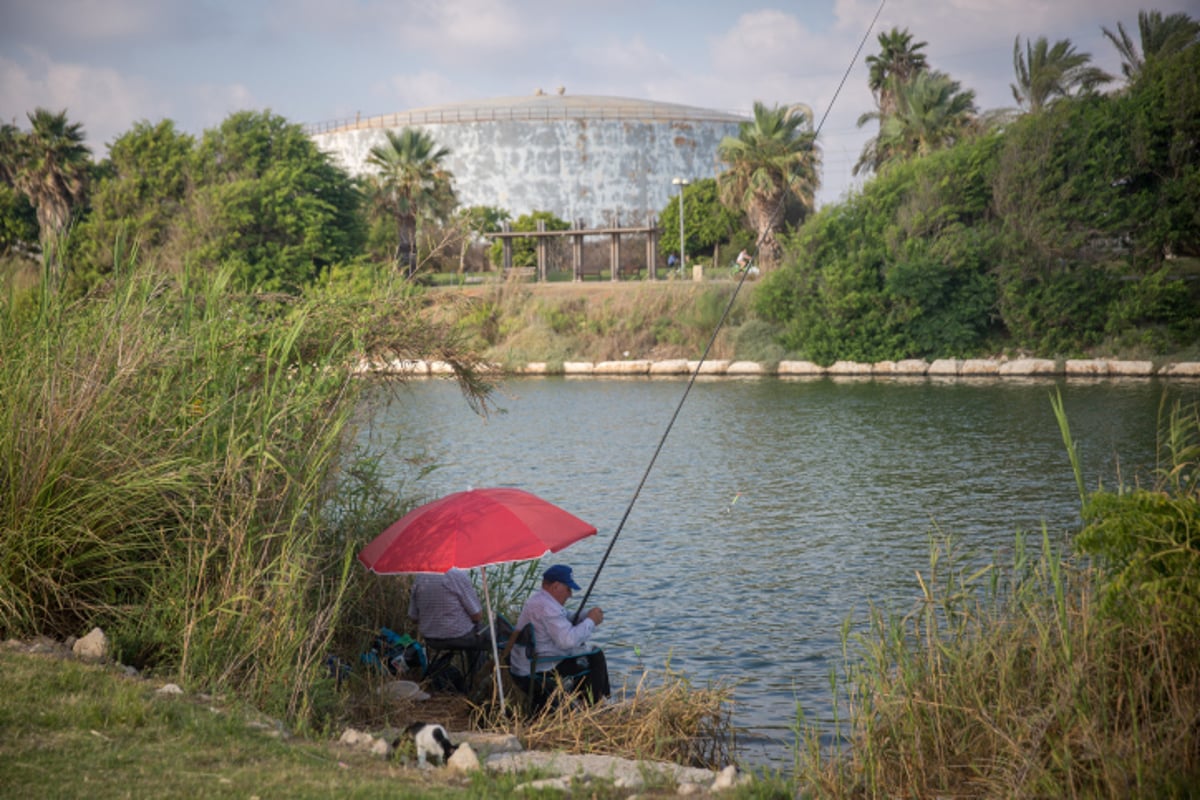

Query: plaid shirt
407 569 482 639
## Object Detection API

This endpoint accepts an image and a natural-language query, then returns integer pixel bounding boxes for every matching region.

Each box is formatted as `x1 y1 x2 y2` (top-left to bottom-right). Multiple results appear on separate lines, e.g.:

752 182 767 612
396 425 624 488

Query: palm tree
866 28 929 118
0 122 20 184
1103 10 1200 81
855 71 978 175
365 128 456 277
7 108 92 284
1011 35 1112 112
716 102 820 269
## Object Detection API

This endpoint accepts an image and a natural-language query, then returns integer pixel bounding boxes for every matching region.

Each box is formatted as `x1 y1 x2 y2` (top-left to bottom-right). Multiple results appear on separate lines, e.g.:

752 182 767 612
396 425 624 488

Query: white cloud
0 0 230 46
0 48 257 156
0 50 158 153
374 69 465 112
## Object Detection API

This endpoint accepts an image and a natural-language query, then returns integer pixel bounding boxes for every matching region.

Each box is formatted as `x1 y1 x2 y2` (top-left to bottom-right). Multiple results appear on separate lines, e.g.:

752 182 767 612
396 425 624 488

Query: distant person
736 249 751 269
510 564 610 707
667 252 678 269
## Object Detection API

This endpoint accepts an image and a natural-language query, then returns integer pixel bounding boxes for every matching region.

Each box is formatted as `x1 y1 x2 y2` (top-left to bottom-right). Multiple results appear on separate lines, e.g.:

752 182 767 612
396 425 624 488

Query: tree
364 128 456 278
1103 9 1200 82
487 210 569 269
0 123 38 258
453 205 510 273
184 110 364 292
1011 35 1112 112
658 178 744 264
5 109 92 285
716 102 820 269
866 28 929 118
756 135 1004 364
70 119 195 283
856 71 978 175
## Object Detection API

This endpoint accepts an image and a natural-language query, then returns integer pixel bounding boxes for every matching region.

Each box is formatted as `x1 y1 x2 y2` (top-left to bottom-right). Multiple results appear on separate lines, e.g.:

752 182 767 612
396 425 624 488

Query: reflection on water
357 375 1199 766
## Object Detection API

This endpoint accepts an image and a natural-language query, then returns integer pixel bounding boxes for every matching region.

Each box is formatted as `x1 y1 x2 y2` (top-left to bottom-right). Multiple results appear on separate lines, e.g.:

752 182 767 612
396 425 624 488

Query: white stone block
594 360 651 375
649 359 690 375
726 361 766 375
827 360 872 375
1065 359 1109 376
893 359 930 375
1156 362 1200 377
1108 360 1154 376
998 358 1058 375
960 359 1000 376
562 361 594 375
777 360 826 375
691 359 729 374
927 359 960 375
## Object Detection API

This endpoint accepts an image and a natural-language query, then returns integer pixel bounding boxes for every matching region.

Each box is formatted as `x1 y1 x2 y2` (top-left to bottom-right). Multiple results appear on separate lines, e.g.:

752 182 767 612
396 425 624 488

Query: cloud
373 69 465 112
0 48 256 156
1 50 155 152
0 0 231 47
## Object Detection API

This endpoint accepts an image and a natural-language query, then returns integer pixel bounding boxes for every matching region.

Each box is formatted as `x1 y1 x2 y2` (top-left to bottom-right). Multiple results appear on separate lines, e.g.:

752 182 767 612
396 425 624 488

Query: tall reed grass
794 393 1200 797
0 254 490 731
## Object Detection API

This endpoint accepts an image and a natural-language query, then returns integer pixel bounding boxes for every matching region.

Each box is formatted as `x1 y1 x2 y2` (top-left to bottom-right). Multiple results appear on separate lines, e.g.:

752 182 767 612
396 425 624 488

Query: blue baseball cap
543 564 581 590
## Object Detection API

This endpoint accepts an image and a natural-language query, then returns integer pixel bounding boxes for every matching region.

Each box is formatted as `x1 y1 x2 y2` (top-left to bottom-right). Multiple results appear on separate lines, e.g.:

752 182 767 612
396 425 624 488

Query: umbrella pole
480 568 506 714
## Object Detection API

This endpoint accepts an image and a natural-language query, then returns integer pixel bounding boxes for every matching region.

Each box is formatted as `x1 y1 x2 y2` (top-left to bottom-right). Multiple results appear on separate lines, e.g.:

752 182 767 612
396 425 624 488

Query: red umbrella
357 487 598 710
358 487 597 575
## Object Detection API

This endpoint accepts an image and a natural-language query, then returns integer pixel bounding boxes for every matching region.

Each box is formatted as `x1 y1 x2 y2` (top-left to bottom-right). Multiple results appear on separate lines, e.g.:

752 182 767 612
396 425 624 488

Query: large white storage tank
309 91 748 228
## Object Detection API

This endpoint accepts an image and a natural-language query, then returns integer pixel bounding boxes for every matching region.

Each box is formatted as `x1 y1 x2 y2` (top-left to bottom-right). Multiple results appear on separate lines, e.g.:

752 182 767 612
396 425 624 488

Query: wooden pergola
483 219 664 281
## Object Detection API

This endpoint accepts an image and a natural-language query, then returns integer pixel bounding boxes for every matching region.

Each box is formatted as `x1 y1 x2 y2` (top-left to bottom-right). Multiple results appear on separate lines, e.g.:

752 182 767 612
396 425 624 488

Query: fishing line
573 0 888 622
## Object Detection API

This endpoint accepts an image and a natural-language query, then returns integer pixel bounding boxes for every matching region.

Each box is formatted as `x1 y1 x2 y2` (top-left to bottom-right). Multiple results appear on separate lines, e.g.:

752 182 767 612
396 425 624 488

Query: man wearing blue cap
509 563 610 708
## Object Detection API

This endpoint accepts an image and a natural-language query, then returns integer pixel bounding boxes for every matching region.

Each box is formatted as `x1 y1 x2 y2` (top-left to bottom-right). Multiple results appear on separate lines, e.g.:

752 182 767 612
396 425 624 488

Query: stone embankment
356 357 1200 379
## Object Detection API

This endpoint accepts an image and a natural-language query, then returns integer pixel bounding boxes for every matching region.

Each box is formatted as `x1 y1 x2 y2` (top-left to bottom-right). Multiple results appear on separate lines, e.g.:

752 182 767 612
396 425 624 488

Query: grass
0 257 492 733
428 280 767 364
0 644 756 799
0 645 461 799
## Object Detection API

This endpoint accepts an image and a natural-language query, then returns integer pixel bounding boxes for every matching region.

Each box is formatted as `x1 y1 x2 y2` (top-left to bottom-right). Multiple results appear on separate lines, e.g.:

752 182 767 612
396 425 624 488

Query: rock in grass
72 627 109 661
448 742 480 773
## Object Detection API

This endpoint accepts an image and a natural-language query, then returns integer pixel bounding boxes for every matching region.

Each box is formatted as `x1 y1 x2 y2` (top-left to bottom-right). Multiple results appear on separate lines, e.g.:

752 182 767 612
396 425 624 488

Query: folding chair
500 622 597 715
424 614 515 695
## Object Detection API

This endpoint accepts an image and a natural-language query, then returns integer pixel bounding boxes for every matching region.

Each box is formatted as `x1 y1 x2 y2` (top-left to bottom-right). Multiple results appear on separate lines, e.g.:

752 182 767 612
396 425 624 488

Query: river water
356 374 1200 766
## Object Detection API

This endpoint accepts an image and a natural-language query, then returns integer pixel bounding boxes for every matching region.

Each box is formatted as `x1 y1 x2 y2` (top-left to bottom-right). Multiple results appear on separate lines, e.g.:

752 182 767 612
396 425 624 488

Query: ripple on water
363 376 1199 766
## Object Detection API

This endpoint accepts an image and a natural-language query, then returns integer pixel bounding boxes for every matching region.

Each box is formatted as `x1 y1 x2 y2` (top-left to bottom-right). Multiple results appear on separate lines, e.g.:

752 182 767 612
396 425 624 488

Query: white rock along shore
356 357 1200 379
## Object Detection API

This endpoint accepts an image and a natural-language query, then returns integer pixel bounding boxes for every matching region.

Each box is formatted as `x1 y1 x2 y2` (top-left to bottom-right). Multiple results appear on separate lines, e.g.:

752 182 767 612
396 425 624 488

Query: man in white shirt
510 564 610 707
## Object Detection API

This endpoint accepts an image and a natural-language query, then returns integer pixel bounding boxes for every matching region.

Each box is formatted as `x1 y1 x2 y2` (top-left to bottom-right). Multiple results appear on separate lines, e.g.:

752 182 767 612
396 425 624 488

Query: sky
1 0 1192 208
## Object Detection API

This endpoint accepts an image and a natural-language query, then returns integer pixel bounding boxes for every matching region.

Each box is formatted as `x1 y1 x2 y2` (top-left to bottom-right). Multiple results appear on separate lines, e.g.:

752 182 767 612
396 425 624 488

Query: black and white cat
400 721 456 767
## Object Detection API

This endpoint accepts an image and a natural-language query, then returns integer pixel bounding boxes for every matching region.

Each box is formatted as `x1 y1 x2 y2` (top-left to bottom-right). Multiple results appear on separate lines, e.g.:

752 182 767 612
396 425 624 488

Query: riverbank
0 639 753 798
425 278 1200 370
358 355 1200 378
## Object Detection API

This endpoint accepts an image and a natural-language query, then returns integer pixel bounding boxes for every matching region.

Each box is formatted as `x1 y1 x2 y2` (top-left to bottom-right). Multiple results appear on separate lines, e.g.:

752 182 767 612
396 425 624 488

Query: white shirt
509 588 596 676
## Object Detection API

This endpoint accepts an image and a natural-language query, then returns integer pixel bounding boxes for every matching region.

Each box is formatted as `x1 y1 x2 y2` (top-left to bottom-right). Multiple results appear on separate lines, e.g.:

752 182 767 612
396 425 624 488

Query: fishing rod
573 0 888 623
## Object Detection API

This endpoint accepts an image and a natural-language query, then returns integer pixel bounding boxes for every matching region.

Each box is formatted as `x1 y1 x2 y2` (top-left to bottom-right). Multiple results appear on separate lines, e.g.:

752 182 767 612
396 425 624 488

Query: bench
503 266 536 280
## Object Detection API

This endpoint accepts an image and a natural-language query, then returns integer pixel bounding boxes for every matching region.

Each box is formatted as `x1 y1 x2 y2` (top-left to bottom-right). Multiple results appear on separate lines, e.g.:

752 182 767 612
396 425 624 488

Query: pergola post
536 219 547 282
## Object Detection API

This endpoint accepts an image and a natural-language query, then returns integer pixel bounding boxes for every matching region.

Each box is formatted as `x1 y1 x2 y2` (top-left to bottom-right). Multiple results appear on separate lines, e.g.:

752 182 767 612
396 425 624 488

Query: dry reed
486 666 735 769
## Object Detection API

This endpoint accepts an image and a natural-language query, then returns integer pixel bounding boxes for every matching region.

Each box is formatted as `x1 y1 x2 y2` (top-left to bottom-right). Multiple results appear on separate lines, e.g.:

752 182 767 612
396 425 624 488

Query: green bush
0 252 488 730
757 135 1004 363
1074 400 1200 624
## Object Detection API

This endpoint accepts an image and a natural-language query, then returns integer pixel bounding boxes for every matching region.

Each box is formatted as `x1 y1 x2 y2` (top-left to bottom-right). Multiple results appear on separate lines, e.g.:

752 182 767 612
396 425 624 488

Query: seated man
409 568 511 689
408 568 489 649
509 564 610 708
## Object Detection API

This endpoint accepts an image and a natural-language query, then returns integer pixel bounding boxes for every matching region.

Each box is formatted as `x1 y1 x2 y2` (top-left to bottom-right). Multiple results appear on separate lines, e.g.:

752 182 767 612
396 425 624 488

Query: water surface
357 375 1199 765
